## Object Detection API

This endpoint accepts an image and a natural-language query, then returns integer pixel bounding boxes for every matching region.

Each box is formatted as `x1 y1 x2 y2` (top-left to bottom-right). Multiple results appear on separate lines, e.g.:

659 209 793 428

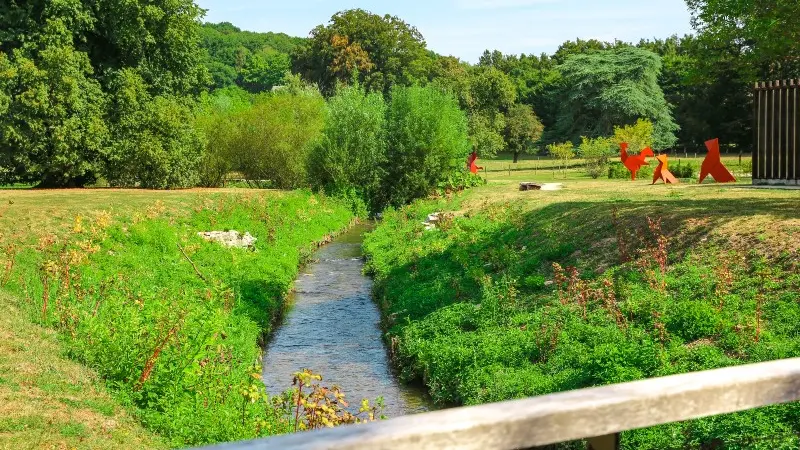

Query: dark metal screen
754 80 800 184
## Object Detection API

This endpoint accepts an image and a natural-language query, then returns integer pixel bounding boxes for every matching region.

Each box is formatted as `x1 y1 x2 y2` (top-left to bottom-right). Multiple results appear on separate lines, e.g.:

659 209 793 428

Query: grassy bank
0 189 354 447
364 167 800 449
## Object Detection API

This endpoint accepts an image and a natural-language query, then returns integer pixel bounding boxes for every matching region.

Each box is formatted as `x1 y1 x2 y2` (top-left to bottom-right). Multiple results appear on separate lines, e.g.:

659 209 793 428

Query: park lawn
0 188 354 448
365 163 800 449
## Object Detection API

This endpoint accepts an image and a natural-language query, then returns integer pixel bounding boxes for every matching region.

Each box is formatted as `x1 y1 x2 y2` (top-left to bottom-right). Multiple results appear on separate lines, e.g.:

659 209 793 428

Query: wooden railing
200 358 800 450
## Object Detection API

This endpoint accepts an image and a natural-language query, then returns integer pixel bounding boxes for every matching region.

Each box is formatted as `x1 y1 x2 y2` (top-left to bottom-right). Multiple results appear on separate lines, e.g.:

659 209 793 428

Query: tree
309 83 387 213
686 0 800 79
579 136 614 179
0 2 108 187
241 49 291 92
467 66 517 157
0 0 209 187
384 85 470 207
293 9 431 95
613 119 654 154
547 142 575 178
198 22 305 91
548 47 679 150
505 104 544 163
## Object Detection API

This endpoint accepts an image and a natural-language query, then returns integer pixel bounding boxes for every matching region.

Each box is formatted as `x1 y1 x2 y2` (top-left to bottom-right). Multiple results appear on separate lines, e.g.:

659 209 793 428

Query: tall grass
4 191 353 446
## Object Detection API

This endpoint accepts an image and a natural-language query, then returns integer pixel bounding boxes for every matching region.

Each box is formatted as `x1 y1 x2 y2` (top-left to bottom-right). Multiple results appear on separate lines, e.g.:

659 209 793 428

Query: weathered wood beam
201 358 800 450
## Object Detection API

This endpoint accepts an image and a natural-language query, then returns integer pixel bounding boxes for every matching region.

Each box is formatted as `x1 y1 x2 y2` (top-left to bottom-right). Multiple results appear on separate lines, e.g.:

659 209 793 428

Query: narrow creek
261 223 433 418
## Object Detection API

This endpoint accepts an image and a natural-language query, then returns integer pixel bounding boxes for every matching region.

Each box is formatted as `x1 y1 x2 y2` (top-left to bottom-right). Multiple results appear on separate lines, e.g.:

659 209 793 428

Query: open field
365 163 800 449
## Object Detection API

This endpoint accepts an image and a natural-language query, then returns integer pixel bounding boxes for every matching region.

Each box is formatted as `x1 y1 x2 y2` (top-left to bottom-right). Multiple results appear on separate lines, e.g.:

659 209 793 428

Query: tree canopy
292 9 431 95
548 47 679 150
0 0 207 187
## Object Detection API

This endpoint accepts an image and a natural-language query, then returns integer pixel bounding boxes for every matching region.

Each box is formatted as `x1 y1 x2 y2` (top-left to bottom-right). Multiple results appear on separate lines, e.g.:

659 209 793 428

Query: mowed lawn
0 188 266 450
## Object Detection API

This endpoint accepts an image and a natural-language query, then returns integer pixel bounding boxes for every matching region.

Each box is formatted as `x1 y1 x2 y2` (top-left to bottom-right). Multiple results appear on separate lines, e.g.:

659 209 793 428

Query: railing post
587 433 620 450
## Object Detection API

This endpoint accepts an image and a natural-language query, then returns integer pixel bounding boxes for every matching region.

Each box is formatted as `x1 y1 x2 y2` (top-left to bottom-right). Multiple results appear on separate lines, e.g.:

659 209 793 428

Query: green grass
365 165 800 449
0 188 355 448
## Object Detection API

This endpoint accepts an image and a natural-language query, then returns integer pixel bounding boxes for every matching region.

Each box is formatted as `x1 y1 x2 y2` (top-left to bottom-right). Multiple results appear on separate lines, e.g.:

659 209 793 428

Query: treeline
1 1 798 194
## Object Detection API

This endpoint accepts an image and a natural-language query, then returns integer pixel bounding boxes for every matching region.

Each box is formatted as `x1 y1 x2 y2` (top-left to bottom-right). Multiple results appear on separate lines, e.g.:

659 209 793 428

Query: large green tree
293 9 431 95
199 22 304 91
0 0 208 187
504 104 544 163
548 47 679 150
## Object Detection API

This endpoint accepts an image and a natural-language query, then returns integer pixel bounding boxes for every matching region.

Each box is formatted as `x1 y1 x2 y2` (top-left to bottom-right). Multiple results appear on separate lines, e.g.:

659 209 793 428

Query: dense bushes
383 86 471 207
5 192 353 446
309 84 387 213
235 89 325 188
364 197 800 449
196 83 475 213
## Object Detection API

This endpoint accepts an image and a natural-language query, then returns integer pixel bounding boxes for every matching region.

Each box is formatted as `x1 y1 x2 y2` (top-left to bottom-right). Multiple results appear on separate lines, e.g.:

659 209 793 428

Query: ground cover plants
364 175 800 449
0 189 354 447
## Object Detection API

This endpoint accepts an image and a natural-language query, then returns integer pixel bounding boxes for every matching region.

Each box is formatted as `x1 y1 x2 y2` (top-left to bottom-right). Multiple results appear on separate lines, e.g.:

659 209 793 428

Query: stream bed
261 224 432 418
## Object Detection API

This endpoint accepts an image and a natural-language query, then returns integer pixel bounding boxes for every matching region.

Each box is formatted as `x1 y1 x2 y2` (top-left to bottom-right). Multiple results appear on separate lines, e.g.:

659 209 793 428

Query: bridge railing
200 358 800 450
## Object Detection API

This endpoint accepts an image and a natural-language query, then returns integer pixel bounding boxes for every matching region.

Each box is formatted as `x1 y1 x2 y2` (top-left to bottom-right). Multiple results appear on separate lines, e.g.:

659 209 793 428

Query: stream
261 224 433 418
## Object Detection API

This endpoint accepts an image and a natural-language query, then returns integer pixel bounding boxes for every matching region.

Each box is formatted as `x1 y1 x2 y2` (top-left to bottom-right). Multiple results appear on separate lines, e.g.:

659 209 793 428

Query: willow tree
548 47 679 150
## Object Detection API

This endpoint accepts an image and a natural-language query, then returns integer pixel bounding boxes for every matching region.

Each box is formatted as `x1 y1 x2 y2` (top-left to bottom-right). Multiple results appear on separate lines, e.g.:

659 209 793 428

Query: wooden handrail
200 358 800 450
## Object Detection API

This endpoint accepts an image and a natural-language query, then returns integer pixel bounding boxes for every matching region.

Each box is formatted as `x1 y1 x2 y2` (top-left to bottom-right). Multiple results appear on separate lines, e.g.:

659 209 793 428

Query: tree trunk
513 151 520 163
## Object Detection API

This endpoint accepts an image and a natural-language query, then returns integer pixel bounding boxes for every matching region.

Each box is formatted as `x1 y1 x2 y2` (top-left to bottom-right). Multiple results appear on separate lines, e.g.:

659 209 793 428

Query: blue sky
195 0 694 63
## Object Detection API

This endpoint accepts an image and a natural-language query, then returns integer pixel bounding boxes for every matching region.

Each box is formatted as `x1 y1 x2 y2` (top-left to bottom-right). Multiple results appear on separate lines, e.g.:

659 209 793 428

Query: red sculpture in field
652 154 679 185
620 143 655 181
468 151 483 174
699 138 736 183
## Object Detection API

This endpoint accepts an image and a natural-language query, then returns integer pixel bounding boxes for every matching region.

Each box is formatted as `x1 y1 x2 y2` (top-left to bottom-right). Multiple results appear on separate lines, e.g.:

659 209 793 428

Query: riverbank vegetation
0 189 353 447
364 172 800 449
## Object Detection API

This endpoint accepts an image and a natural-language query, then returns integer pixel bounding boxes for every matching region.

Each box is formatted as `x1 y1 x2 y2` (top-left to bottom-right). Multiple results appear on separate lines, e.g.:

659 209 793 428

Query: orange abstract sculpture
468 151 483 174
620 143 655 181
699 138 736 184
652 154 679 185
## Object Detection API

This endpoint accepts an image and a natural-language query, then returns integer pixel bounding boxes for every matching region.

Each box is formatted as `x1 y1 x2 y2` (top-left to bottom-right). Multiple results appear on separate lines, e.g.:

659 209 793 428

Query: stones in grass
198 230 257 249
422 212 441 231
520 182 563 191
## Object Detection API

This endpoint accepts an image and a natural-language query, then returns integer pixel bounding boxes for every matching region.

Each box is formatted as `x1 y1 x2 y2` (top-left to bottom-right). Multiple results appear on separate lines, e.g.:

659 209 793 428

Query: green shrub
384 85 470 207
309 83 387 213
608 161 654 179
579 136 614 179
195 87 253 187
670 160 696 179
233 89 326 189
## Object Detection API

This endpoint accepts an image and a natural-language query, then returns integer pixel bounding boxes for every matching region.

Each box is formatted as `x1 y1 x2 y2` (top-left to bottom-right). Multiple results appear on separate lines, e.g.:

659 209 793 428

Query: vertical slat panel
784 80 790 180
768 81 775 179
765 81 771 180
754 82 761 181
792 80 800 184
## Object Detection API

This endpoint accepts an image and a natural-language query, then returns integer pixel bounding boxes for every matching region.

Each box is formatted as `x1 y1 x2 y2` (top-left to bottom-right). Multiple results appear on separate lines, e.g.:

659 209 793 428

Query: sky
194 0 694 63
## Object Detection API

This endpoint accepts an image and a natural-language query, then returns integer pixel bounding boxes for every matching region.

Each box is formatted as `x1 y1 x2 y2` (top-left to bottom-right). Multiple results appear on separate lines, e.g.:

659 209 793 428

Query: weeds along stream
261 223 434 418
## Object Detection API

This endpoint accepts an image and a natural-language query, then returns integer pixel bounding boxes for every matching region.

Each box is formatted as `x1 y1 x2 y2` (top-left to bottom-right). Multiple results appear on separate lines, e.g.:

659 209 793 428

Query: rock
422 212 442 231
198 230 257 249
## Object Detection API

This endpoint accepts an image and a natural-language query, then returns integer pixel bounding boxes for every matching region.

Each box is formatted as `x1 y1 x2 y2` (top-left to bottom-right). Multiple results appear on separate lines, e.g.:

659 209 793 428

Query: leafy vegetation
0 190 354 446
364 174 800 449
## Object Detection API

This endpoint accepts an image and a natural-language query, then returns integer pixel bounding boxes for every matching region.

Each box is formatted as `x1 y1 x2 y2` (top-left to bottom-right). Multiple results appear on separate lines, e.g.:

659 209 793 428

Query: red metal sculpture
652 154 679 185
699 138 736 183
468 151 483 174
620 143 654 181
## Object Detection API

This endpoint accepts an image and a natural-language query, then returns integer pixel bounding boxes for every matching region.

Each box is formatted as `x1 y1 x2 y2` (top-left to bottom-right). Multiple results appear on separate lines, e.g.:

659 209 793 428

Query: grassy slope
0 188 354 448
365 159 800 449
0 291 165 450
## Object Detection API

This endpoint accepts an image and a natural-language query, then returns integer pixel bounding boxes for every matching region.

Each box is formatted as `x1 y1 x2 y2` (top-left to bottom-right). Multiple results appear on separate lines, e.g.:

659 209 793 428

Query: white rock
198 230 257 249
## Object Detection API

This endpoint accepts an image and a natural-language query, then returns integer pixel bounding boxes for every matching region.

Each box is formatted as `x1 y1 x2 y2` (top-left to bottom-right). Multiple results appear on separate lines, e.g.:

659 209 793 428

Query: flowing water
261 224 432 418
